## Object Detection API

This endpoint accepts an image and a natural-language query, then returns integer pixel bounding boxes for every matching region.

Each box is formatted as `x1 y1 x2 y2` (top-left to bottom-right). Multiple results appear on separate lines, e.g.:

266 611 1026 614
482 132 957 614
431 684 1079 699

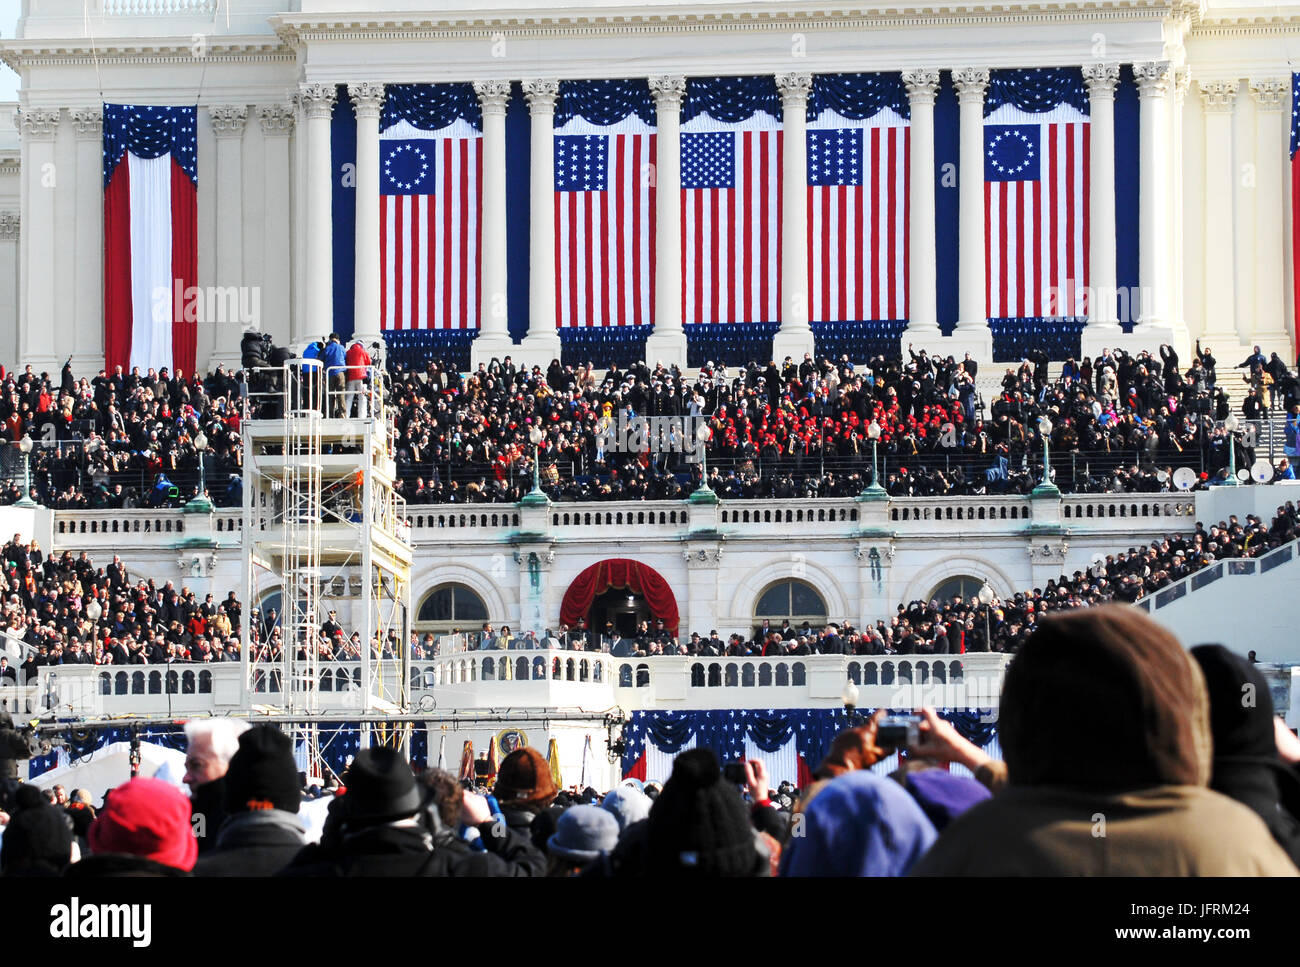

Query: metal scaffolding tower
240 360 414 744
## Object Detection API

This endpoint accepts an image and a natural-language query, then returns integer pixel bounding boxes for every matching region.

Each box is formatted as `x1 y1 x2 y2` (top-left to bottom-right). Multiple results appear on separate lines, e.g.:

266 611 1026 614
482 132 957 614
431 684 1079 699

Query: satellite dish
1251 460 1275 484
1173 467 1197 491
1237 467 1252 482
1155 469 1169 483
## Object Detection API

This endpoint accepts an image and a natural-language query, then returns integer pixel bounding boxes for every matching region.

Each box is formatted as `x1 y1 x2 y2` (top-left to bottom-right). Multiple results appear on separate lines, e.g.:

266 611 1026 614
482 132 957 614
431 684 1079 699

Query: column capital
299 84 337 120
208 105 249 139
953 67 990 101
257 103 296 137
776 73 814 107
0 212 18 241
474 79 513 115
18 107 61 141
520 79 559 114
1133 61 1172 98
70 107 102 139
1248 77 1289 110
901 69 940 104
649 75 687 108
1197 79 1238 113
1081 63 1120 96
1173 67 1191 102
348 82 386 119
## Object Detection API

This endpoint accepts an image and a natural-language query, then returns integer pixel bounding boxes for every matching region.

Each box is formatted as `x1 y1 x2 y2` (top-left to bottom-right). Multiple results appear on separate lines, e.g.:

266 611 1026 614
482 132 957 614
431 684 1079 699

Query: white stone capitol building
0 0 1296 374
2 1 1300 790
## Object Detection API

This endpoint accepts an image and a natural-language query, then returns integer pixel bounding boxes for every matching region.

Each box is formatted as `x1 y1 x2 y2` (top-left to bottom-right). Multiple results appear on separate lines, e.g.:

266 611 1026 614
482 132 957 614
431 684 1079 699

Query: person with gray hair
183 718 250 855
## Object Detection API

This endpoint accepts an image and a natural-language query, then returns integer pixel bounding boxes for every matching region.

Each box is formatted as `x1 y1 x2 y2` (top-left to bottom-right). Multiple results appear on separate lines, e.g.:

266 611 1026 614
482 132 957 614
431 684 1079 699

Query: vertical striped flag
1290 74 1300 353
554 121 656 327
680 120 782 325
984 107 1089 319
103 105 197 375
806 112 909 323
379 118 482 330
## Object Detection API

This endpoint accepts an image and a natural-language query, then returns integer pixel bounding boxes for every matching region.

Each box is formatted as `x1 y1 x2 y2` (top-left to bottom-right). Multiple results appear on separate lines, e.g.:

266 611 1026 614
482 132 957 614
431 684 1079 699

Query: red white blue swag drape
103 104 198 376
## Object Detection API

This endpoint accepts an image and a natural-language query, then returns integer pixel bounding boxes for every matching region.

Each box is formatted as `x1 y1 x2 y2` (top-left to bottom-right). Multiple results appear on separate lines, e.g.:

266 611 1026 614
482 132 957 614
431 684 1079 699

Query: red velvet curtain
559 558 680 632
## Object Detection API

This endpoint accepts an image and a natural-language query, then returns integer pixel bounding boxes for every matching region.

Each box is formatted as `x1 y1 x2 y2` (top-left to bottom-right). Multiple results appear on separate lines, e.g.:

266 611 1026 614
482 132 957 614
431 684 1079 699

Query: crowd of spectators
1 499 1296 677
3 606 1299 877
3 341 1298 508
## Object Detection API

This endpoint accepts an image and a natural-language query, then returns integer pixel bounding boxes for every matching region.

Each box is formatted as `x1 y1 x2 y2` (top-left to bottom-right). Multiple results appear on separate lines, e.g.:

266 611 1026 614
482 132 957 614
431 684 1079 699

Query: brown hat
493 747 559 809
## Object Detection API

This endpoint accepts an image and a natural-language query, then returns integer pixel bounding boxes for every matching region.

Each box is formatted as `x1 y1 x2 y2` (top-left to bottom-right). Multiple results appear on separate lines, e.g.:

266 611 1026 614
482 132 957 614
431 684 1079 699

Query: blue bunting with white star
985 68 1088 117
381 83 481 132
103 104 197 188
622 707 999 778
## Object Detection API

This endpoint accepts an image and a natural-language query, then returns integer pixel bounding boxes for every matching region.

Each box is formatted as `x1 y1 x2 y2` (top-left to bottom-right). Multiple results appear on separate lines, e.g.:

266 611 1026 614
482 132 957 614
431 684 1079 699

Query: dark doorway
589 587 651 638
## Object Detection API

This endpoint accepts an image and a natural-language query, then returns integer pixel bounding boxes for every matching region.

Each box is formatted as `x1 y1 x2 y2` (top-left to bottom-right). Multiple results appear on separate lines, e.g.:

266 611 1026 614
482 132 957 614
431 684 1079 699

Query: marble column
1170 68 1192 355
210 105 248 369
1082 65 1120 332
952 68 994 360
349 82 385 350
901 70 940 347
1197 77 1238 343
19 108 61 373
471 80 515 366
257 104 295 350
772 73 815 362
300 84 336 345
520 79 562 366
645 75 688 368
71 107 104 375
1248 77 1293 354
291 93 308 344
0 212 18 368
1134 62 1173 335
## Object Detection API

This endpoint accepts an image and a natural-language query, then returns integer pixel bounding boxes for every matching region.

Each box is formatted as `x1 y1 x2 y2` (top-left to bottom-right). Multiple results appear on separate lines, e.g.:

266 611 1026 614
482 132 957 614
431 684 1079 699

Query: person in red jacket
344 340 372 418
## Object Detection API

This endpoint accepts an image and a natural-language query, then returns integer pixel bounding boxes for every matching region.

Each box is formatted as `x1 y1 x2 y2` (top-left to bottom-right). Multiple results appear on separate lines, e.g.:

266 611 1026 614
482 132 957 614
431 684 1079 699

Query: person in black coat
278 748 545 877
1191 645 1300 866
194 726 306 877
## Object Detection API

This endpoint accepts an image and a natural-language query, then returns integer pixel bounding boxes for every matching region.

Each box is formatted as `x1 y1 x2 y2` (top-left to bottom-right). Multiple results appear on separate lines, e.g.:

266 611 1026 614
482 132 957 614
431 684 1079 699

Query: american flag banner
1291 74 1300 352
379 84 482 330
554 109 656 328
806 107 909 323
681 77 783 326
984 101 1090 320
102 105 198 375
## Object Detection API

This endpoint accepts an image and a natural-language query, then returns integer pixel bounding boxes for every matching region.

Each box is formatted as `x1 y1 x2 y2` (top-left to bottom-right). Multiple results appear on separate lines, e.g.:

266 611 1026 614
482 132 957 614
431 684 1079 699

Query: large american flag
554 123 656 327
380 118 482 330
984 108 1089 319
681 123 782 324
1291 74 1300 352
806 115 909 323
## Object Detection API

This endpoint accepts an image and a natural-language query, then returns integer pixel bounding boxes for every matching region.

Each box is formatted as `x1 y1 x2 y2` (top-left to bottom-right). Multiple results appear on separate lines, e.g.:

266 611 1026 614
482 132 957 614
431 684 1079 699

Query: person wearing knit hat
194 726 307 877
547 804 620 876
493 746 559 853
780 770 937 877
69 777 197 877
643 748 769 877
0 802 74 876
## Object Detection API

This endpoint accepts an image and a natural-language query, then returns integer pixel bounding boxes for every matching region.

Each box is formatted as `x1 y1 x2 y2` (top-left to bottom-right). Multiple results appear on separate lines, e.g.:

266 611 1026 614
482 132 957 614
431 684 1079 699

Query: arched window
753 579 828 632
415 583 489 636
927 575 988 606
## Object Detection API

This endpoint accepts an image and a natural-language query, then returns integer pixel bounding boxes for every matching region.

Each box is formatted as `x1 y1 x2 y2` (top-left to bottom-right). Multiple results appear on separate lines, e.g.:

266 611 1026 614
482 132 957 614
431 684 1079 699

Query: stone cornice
0 37 292 72
1190 13 1300 37
269 0 1191 47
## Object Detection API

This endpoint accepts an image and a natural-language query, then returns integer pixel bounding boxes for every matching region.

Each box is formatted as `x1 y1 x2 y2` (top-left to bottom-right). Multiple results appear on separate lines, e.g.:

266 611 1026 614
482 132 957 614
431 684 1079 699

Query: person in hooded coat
194 725 306 877
911 606 1298 876
1190 644 1300 866
1 801 74 876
